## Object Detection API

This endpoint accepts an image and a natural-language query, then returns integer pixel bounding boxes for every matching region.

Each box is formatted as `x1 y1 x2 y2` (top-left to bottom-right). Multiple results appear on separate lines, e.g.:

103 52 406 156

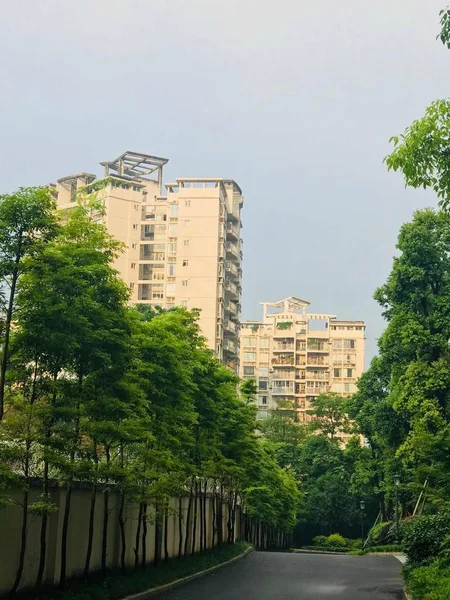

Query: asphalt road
155 551 404 599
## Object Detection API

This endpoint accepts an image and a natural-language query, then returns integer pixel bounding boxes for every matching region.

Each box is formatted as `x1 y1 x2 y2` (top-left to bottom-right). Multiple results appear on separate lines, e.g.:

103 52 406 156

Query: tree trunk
84 483 97 577
134 503 143 569
191 483 198 555
164 508 169 562
141 503 148 567
118 493 127 573
0 250 21 421
184 485 193 557
211 491 217 549
199 485 204 554
203 481 208 551
178 496 183 559
10 489 28 595
101 488 109 575
59 481 73 589
35 461 49 591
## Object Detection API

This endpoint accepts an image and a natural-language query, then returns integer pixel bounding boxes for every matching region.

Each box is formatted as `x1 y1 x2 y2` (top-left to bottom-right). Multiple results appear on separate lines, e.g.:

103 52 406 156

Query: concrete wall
0 484 241 594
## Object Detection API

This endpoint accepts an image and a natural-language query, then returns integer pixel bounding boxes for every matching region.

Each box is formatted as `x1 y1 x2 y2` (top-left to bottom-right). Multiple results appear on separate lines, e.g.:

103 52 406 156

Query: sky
1 0 449 362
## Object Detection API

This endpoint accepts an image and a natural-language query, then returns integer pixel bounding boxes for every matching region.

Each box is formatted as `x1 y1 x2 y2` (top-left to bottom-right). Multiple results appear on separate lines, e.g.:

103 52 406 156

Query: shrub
387 516 414 543
326 533 346 548
366 521 392 547
403 513 450 566
345 538 362 550
312 535 327 547
406 559 450 600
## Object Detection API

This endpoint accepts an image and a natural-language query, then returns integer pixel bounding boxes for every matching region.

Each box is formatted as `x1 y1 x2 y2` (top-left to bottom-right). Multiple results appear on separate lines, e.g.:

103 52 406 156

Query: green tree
306 393 352 440
0 187 58 419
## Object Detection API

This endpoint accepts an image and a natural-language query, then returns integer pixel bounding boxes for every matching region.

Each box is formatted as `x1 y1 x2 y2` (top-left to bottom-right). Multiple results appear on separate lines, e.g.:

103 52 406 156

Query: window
260 338 270 348
259 367 269 377
166 283 176 295
132 243 137 249
182 280 188 287
129 283 135 289
259 381 268 390
185 200 191 207
243 366 255 376
169 204 178 217
332 340 342 349
168 242 177 254
182 260 189 267
168 224 178 236
133 224 138 230
183 219 190 226
181 300 187 307
344 339 356 349
131 263 136 269
242 336 256 347
334 368 341 378
167 264 176 276
244 352 256 361
152 291 164 299
346 368 353 377
183 239 190 247
259 396 267 406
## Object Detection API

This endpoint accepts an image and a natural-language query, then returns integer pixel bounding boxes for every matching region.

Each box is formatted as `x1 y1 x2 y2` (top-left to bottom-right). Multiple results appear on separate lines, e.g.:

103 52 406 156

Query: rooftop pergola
261 296 311 316
100 151 169 191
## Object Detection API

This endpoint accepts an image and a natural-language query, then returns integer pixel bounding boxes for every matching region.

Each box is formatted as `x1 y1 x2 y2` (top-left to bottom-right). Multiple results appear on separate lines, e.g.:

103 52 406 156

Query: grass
12 541 251 600
404 559 450 600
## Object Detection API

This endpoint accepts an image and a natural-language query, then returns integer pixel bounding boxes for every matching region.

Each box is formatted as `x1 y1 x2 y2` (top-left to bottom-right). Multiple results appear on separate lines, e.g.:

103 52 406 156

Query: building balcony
272 356 295 366
272 385 295 395
223 339 237 354
226 241 240 260
225 261 240 280
273 343 295 352
307 359 328 366
224 300 238 315
223 319 237 335
306 373 329 381
225 281 239 298
307 346 329 353
226 222 240 240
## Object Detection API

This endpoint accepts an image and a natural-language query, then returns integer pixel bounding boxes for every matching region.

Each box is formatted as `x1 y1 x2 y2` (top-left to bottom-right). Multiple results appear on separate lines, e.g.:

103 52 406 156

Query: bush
403 513 450 566
326 533 346 548
345 538 362 550
312 535 327 547
302 545 347 553
366 521 392 547
406 559 450 600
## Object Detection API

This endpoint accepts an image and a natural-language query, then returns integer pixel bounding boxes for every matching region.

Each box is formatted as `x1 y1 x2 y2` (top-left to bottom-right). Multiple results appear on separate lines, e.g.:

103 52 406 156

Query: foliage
438 7 450 49
405 559 450 600
403 514 450 566
306 393 352 439
326 533 346 547
276 321 293 330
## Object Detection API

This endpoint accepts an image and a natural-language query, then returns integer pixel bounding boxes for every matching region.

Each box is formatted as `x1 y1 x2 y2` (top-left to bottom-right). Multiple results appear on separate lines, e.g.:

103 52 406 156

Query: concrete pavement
154 551 404 599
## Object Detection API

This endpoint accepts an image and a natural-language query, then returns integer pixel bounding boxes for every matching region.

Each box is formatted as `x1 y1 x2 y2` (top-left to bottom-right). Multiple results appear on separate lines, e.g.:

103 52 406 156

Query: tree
0 187 58 419
306 393 352 440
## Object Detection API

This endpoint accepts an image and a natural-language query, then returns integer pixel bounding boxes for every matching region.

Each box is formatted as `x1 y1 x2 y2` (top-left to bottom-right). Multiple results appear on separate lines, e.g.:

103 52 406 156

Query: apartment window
332 340 342 349
133 224 138 230
259 396 267 406
168 242 177 254
131 262 136 269
182 260 189 267
182 280 188 287
152 291 164 299
243 366 255 376
180 300 187 307
346 368 353 377
185 200 191 207
244 352 256 362
166 283 176 295
334 368 341 378
169 204 179 217
168 224 178 236
259 367 269 377
344 383 351 392
242 336 256 347
167 264 176 276
183 239 190 247
129 283 135 289
260 338 270 348
344 339 356 349
259 381 268 391
183 219 190 226
132 243 137 249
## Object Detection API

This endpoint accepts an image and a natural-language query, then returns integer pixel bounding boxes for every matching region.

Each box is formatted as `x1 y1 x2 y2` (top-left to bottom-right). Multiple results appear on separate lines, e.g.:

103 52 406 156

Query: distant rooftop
100 151 169 181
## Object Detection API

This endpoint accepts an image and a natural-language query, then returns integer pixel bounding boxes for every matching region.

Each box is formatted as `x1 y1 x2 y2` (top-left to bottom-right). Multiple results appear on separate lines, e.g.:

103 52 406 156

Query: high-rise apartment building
239 297 365 420
52 151 243 371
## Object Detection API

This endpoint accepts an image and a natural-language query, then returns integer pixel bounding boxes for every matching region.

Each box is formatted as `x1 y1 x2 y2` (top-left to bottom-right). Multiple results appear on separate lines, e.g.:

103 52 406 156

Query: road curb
123 546 254 600
403 588 412 600
290 549 347 556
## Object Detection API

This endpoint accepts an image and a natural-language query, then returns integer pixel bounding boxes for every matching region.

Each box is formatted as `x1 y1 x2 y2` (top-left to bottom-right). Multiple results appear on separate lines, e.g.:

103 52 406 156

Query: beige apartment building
51 151 242 371
239 297 365 420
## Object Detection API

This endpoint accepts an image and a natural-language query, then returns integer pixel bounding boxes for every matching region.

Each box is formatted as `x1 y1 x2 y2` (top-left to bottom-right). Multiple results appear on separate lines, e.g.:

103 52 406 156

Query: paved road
156 551 404 599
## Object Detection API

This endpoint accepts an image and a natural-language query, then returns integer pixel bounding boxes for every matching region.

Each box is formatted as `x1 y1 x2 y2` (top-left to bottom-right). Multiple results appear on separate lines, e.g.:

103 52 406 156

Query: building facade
52 151 242 371
239 297 365 420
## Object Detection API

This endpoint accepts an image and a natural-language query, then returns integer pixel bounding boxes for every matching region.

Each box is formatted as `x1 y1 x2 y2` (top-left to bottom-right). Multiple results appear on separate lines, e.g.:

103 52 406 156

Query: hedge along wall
0 483 242 594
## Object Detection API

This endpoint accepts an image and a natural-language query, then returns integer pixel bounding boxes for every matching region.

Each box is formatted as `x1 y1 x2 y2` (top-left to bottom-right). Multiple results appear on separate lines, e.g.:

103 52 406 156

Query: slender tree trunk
134 503 143 569
178 496 183 559
59 481 73 588
203 481 207 551
84 482 97 577
101 488 109 575
211 491 217 549
0 247 21 421
199 485 204 554
118 493 127 573
164 508 169 562
35 461 49 591
10 489 29 596
184 485 193 557
141 503 148 567
217 486 223 549
191 483 198 555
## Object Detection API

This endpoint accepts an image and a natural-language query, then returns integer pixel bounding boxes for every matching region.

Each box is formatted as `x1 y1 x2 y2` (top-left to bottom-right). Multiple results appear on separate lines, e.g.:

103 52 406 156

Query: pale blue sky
1 0 448 362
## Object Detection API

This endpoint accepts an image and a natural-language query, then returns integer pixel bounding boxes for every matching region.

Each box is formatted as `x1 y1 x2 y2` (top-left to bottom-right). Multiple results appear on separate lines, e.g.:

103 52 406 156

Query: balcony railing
224 300 238 314
223 339 237 353
226 223 239 239
307 358 328 366
273 343 295 352
225 261 239 278
272 371 295 380
308 345 329 352
272 384 295 395
306 373 329 381
223 319 237 333
272 356 295 366
226 242 239 258
225 281 238 297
